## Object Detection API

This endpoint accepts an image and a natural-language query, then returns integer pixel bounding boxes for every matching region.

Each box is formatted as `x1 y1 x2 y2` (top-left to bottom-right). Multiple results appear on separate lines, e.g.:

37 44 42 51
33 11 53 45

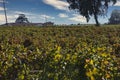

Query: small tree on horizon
66 0 117 26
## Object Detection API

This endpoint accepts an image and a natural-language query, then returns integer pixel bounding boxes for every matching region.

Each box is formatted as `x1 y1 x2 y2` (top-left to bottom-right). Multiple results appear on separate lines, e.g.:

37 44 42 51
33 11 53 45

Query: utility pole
3 0 8 25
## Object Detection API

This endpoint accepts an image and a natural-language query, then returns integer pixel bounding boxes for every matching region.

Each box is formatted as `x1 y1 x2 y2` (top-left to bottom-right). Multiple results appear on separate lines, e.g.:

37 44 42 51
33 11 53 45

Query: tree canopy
15 14 29 23
67 0 117 26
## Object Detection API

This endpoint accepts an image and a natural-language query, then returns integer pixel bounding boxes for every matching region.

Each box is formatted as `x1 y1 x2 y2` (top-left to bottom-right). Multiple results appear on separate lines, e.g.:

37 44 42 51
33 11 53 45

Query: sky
0 0 120 25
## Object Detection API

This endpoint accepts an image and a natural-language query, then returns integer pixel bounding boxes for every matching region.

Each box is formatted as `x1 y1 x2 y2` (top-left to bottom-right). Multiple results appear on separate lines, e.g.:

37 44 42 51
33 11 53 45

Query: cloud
114 0 120 6
43 0 69 10
0 7 4 11
58 13 68 18
14 11 33 15
0 11 33 24
40 14 55 19
0 14 16 24
0 10 55 24
0 0 3 3
69 14 86 23
0 0 8 3
0 14 5 22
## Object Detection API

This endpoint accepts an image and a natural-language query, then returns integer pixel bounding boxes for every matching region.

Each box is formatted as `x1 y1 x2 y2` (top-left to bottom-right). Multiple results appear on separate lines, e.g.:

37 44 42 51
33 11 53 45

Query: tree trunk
94 14 100 26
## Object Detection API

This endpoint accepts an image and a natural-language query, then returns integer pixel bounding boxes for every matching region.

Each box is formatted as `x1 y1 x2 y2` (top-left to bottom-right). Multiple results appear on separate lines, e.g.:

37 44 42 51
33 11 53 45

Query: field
0 25 120 80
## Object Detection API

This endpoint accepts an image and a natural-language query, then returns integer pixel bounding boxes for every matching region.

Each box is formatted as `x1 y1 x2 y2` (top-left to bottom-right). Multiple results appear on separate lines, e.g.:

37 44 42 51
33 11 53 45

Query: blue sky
0 0 120 25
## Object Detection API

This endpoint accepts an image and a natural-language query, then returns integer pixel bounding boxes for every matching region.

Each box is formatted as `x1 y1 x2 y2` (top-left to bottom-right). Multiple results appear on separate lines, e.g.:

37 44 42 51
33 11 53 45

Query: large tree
67 0 116 26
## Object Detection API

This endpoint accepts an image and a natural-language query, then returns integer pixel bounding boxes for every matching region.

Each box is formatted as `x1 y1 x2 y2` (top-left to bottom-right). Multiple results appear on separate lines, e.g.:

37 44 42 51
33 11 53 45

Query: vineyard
0 25 120 80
